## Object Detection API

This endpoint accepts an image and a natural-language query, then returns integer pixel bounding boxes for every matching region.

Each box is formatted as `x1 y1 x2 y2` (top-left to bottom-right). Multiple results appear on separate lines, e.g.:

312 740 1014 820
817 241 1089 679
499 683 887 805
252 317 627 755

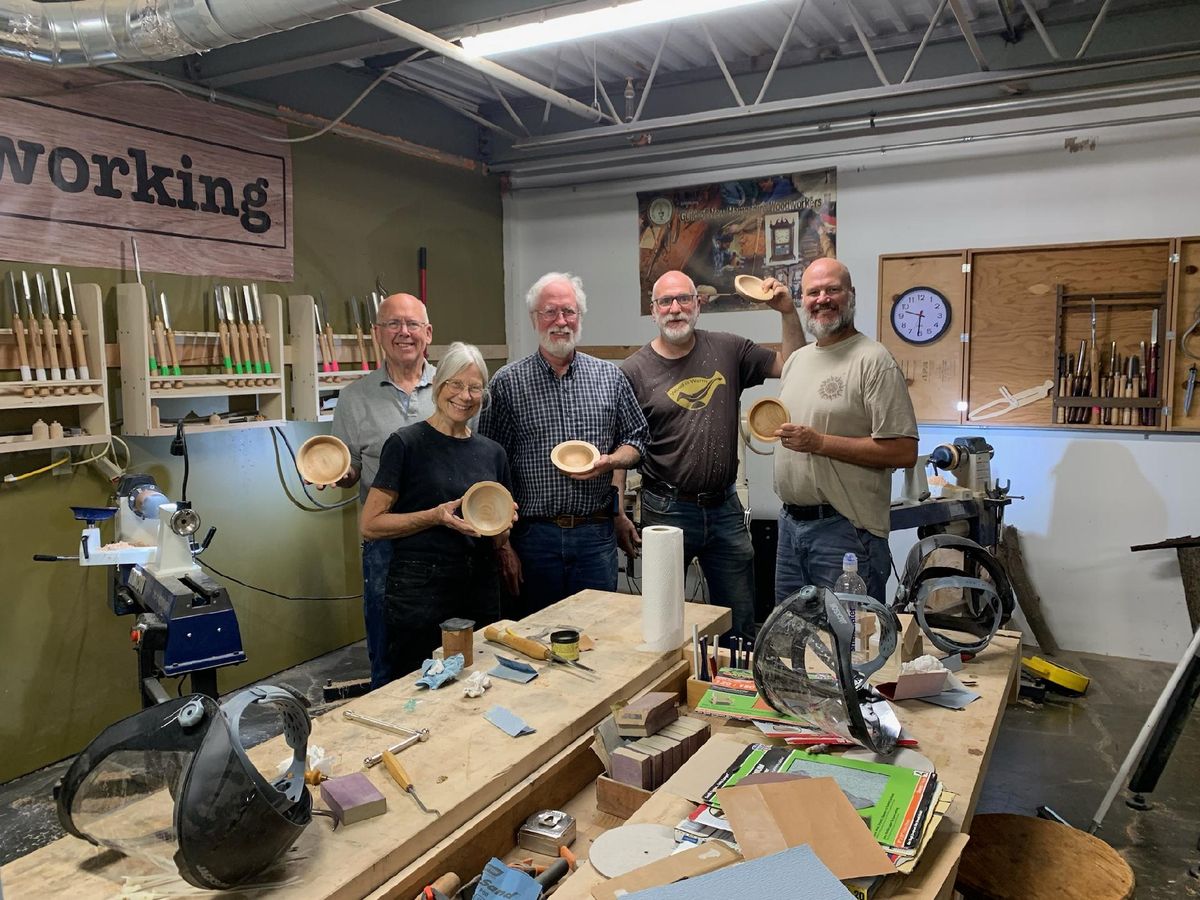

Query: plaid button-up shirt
480 351 649 517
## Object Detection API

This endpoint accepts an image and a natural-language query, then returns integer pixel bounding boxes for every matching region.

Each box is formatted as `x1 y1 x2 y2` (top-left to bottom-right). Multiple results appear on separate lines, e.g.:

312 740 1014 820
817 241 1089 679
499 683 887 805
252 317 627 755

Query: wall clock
891 286 951 345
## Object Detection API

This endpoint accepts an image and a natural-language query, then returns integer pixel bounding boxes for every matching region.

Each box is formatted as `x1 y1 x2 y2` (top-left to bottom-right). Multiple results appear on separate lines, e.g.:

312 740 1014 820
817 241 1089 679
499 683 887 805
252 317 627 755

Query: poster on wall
636 168 835 315
0 60 293 281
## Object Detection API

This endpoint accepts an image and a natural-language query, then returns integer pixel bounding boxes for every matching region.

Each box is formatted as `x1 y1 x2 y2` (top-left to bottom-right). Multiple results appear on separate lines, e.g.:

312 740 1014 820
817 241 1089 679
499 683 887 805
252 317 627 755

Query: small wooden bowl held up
747 398 789 442
551 440 600 474
734 274 775 303
462 481 515 537
296 435 352 486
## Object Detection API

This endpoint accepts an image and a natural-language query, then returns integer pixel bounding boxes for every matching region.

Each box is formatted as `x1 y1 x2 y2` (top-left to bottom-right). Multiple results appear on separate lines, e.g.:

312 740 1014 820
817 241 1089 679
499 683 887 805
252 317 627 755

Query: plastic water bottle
834 553 869 665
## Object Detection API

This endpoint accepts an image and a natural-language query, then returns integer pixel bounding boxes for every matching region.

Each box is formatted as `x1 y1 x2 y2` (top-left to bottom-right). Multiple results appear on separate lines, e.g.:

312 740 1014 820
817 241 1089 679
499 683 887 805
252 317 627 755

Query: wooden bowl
551 440 601 474
462 481 515 537
296 435 352 486
734 274 774 303
747 397 789 442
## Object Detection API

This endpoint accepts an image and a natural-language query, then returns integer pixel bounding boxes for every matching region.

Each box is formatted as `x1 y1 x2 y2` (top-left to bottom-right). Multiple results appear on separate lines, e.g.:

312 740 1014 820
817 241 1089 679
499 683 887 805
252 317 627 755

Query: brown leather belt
523 511 613 529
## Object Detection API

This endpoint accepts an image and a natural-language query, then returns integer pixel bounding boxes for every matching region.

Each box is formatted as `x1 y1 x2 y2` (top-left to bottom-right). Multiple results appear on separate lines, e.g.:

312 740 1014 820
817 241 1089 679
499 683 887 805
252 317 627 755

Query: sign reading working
0 63 293 281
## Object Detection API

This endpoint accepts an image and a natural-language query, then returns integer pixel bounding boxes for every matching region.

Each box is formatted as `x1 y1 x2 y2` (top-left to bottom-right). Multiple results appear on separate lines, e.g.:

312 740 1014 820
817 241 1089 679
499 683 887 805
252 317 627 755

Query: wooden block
320 773 387 826
595 774 653 820
640 735 681 781
615 691 678 737
631 738 664 788
610 746 654 790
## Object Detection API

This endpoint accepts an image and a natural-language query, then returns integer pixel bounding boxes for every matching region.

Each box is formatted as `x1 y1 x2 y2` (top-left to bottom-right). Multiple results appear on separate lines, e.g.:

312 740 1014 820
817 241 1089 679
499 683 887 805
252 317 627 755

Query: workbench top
0 590 730 900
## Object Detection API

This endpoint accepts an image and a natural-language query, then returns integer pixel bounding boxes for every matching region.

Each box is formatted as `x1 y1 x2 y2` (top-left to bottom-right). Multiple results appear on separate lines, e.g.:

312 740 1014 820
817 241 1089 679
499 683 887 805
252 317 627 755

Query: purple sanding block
320 772 387 825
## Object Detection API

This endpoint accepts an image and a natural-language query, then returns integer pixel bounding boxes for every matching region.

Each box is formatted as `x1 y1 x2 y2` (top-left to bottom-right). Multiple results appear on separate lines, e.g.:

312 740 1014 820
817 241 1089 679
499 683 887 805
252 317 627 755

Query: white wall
502 97 1200 662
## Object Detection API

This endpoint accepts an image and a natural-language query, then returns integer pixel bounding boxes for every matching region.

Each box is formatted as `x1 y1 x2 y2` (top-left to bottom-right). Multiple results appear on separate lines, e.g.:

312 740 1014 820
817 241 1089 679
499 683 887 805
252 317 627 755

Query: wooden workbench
0 591 730 900
546 627 1024 900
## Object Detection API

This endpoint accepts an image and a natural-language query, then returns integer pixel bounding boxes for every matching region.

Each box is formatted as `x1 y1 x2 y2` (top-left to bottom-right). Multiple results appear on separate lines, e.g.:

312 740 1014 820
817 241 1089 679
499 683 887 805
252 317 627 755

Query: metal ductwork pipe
0 0 389 67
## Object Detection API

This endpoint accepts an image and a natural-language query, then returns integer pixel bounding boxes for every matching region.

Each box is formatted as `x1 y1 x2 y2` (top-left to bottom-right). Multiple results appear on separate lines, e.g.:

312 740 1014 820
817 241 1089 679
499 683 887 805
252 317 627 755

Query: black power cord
198 558 362 602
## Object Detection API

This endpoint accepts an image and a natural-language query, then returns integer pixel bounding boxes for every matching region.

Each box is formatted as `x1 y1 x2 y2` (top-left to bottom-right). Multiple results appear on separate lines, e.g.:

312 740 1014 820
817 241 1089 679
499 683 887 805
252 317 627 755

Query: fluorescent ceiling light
460 0 776 57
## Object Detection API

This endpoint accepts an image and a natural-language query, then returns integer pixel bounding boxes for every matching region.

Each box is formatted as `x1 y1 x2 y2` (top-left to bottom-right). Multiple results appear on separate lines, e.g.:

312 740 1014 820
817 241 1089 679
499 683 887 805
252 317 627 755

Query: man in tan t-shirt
772 258 918 603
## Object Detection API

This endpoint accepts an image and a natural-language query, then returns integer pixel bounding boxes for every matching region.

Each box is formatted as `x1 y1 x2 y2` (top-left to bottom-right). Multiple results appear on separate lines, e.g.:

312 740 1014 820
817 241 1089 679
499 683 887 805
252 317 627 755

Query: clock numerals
891 286 951 346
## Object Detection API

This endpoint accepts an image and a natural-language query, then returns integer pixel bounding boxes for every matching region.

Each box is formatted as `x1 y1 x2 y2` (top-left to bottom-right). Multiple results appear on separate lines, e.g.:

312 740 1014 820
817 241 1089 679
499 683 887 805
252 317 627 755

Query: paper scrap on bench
717 777 894 879
474 857 540 900
484 705 536 737
622 844 853 899
916 672 980 710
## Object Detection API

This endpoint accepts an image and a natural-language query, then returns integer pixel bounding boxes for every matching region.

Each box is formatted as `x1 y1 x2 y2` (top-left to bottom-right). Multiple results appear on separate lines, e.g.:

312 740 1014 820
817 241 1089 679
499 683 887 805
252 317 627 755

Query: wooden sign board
0 60 292 281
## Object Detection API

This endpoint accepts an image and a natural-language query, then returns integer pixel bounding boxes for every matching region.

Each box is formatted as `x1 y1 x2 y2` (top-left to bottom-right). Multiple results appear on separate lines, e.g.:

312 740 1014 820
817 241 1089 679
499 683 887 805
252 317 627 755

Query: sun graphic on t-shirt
818 376 845 400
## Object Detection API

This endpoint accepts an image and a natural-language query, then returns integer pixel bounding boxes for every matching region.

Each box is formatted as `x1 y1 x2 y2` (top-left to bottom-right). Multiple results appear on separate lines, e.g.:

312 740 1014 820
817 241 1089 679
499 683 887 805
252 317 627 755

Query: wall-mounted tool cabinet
879 238 1200 432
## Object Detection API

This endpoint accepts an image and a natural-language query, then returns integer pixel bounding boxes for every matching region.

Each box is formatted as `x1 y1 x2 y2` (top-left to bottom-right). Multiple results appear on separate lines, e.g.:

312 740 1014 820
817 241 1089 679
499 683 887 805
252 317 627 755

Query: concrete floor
1 643 1196 898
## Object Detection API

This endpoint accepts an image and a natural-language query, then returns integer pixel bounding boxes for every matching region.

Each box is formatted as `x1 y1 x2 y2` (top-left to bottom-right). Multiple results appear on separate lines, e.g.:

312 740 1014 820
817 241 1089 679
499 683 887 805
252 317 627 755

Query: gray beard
801 295 856 339
540 327 579 358
659 319 695 345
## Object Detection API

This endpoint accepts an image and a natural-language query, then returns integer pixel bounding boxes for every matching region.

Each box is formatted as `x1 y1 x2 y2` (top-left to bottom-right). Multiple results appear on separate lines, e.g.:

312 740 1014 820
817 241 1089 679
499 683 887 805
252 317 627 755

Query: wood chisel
21 272 47 388
320 294 340 372
64 272 91 392
149 280 169 378
1148 309 1159 426
214 285 234 375
223 286 244 374
1056 352 1066 424
7 271 33 392
161 292 182 381
369 291 383 367
252 284 272 374
50 268 76 385
35 272 63 389
483 625 597 674
1185 365 1197 417
238 285 258 377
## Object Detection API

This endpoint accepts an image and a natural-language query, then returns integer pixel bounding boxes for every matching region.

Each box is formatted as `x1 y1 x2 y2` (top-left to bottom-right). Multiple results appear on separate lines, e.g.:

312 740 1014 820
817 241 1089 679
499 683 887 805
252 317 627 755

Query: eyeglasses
651 293 698 310
444 379 484 398
535 307 580 323
378 319 429 333
803 286 847 299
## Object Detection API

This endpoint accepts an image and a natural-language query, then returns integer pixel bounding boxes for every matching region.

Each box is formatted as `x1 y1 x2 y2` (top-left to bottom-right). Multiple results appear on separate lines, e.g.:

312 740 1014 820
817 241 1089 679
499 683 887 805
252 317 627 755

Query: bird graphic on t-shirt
667 371 727 410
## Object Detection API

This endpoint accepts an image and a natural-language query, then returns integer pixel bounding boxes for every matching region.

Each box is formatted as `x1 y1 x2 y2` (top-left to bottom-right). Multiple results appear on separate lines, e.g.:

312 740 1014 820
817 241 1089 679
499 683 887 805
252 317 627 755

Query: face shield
753 585 901 754
892 534 1015 656
55 685 312 890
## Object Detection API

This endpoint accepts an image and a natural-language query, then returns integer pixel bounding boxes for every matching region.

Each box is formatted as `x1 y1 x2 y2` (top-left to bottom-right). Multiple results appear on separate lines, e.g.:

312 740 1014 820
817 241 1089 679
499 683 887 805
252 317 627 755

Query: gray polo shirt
331 361 436 503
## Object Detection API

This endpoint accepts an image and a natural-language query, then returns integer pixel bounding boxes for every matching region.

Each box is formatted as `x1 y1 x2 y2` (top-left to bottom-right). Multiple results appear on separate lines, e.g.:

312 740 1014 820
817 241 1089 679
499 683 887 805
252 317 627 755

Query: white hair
432 342 489 397
524 272 588 315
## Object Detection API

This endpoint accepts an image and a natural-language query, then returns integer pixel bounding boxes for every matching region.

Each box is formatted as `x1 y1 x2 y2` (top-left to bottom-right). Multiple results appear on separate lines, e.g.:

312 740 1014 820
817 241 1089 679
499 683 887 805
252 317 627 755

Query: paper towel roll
640 525 685 651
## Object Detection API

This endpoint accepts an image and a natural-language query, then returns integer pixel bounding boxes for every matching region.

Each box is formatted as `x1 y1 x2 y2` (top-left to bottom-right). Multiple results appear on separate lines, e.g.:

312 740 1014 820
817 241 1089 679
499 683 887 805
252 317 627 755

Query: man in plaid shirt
481 272 649 615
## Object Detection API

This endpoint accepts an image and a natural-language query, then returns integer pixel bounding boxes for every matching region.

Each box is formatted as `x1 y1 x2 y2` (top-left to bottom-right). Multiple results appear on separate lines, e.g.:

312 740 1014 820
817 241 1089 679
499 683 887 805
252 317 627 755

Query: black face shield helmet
892 533 1015 656
753 585 901 755
55 684 312 890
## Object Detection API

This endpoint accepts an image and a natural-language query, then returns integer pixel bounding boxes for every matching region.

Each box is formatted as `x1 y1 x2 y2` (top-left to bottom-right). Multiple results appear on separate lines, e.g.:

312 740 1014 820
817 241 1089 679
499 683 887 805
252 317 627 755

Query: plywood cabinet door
878 253 967 424
1168 239 1200 432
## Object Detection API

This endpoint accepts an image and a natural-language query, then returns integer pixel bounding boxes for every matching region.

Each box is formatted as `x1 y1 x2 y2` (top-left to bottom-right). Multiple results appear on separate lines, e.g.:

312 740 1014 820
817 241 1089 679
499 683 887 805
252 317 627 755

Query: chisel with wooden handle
35 273 62 391
350 296 369 371
65 272 90 391
369 291 383 368
313 299 331 373
214 286 234 375
22 272 47 387
252 284 272 374
223 286 243 374
320 294 340 372
7 271 32 391
161 291 182 385
240 285 262 381
50 268 75 385
483 625 596 673
150 287 170 379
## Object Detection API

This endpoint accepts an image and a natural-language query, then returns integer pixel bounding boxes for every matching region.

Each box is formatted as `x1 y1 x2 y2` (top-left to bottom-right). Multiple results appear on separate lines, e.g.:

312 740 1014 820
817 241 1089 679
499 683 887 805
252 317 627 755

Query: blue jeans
511 519 617 617
362 538 395 689
775 511 891 605
641 486 756 645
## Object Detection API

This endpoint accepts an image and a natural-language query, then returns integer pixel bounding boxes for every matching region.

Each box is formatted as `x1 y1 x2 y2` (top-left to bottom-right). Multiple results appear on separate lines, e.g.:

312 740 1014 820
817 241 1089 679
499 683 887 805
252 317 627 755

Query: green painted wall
0 129 504 783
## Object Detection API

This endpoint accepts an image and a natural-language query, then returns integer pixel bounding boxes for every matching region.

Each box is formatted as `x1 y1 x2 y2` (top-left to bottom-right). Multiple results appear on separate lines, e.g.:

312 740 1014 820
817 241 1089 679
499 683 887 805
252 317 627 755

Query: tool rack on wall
0 280 111 453
1050 285 1168 428
117 283 285 436
287 294 374 423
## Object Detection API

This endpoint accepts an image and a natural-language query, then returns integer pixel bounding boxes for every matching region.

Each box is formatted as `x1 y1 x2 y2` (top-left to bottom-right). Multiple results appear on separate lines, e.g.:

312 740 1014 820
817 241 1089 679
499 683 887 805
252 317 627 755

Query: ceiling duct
0 0 388 67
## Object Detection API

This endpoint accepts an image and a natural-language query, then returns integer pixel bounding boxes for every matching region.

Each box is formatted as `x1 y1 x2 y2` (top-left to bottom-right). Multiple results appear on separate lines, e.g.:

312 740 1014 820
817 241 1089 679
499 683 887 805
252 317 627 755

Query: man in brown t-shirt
619 269 806 644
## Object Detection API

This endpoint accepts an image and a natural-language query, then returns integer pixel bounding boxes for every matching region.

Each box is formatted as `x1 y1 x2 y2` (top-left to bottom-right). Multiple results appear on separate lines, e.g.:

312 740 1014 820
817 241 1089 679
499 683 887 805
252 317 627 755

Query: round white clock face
647 197 674 226
891 286 951 345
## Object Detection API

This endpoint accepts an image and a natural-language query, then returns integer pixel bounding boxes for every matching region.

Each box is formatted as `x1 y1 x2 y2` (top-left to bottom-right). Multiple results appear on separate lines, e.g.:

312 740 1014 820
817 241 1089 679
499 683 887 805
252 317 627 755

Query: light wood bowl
747 397 789 442
734 274 774 303
551 440 601 474
296 435 352 486
462 481 515 537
